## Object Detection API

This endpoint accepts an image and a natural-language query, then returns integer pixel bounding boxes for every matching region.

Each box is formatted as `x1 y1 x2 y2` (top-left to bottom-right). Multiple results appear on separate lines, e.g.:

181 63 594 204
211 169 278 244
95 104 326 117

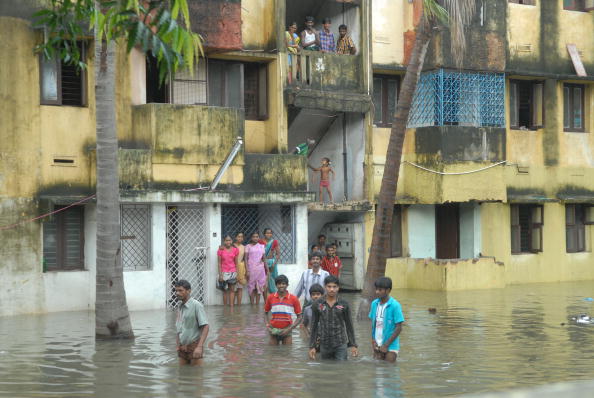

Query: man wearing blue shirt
368 276 404 363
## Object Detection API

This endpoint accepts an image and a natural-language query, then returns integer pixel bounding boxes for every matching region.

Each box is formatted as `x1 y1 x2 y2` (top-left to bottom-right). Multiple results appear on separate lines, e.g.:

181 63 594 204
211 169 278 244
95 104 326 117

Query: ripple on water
2 281 594 397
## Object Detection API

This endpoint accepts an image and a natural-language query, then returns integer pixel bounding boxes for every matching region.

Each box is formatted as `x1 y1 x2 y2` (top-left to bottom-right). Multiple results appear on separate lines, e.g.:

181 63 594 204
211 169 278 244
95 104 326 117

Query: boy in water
309 158 335 203
264 275 302 345
301 283 324 335
369 277 404 363
308 275 358 361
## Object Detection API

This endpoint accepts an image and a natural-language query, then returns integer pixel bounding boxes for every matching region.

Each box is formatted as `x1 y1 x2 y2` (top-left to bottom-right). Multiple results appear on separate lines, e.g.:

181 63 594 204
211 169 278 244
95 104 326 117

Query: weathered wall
371 0 410 68
242 0 275 51
507 0 594 76
189 0 242 51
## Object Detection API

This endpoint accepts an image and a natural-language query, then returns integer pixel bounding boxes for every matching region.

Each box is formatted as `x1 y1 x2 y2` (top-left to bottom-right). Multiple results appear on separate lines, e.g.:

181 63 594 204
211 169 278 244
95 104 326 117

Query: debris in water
428 308 437 314
571 314 594 325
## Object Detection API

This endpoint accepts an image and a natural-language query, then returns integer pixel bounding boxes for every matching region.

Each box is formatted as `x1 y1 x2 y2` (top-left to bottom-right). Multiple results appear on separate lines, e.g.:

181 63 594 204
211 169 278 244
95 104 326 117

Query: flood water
1 281 594 398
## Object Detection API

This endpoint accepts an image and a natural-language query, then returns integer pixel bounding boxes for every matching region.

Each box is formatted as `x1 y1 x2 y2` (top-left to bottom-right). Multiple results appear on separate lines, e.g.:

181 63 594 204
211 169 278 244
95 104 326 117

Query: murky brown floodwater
1 281 594 398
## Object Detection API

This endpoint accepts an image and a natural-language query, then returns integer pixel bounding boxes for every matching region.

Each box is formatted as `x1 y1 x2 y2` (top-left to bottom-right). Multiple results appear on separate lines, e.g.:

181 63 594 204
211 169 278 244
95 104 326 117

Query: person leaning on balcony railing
285 21 301 84
300 16 320 51
336 24 356 55
318 18 336 53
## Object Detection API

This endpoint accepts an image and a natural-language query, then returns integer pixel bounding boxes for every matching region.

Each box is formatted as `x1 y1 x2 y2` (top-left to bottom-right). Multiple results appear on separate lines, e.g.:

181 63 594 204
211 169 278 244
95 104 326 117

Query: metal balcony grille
221 204 295 264
408 69 505 128
166 205 208 309
120 204 151 271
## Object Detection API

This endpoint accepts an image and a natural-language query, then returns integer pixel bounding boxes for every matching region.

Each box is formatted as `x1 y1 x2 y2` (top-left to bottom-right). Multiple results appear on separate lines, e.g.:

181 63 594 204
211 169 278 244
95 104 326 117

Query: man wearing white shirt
294 251 330 306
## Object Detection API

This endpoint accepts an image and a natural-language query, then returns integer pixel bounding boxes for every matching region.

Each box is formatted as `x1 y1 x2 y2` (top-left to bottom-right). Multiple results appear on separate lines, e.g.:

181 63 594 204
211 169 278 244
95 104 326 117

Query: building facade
373 0 594 290
1 0 593 316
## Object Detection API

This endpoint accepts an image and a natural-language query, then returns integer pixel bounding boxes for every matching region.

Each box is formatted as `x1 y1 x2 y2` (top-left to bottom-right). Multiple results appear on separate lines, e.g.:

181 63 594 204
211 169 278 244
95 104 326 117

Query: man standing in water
264 275 302 345
369 277 404 363
294 251 330 306
308 275 358 361
175 280 209 366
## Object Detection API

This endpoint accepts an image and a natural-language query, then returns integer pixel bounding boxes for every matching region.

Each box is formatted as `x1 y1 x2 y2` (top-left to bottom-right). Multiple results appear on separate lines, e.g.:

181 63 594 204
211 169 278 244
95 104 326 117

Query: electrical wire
0 194 96 231
403 160 507 175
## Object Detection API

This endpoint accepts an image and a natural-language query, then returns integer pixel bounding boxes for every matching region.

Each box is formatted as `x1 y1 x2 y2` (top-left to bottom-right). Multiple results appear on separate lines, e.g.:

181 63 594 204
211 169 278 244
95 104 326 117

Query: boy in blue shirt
368 276 404 363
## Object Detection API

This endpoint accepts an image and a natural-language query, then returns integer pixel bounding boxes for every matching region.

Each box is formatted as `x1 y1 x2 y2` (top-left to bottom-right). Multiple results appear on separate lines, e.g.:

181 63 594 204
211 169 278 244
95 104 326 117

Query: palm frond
441 0 476 67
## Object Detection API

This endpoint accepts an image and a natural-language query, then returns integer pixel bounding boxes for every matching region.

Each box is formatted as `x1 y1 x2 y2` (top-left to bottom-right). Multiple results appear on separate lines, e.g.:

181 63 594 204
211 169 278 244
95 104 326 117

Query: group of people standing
285 16 357 83
216 229 281 308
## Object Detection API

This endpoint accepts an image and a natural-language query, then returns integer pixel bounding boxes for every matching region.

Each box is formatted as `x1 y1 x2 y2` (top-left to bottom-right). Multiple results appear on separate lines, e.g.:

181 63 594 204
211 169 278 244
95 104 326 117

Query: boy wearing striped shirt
264 275 302 345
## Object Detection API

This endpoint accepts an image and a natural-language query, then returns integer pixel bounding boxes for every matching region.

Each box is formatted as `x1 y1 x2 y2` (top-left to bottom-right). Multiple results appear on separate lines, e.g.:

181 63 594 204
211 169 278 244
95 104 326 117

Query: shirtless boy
309 157 335 203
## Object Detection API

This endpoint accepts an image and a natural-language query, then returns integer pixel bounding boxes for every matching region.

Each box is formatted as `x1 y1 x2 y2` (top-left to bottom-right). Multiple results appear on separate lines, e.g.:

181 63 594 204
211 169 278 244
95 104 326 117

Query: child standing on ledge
309 157 335 203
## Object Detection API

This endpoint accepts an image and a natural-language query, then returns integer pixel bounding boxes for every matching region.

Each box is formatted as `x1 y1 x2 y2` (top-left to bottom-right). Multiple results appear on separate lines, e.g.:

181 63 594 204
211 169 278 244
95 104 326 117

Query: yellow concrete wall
480 202 594 285
371 0 408 67
507 2 541 63
385 257 506 290
241 0 275 50
558 3 594 68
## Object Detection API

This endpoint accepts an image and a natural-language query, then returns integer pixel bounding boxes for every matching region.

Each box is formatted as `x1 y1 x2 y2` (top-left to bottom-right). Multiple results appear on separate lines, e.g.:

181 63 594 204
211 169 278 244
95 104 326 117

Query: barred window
43 205 84 271
121 204 152 271
509 80 544 130
563 84 585 132
221 204 295 263
373 75 399 127
408 69 505 128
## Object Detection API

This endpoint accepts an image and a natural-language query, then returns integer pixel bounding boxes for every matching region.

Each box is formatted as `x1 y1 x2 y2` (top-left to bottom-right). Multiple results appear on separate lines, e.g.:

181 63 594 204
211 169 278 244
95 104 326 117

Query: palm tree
359 0 476 312
34 0 202 339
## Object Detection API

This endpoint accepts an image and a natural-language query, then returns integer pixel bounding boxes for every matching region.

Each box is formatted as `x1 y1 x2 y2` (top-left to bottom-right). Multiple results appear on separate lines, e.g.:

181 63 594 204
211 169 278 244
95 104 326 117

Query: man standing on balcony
300 16 320 51
336 24 357 55
319 18 335 53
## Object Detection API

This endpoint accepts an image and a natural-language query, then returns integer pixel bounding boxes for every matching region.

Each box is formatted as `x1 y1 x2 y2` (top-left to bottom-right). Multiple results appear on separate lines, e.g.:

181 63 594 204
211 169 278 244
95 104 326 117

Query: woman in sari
245 231 268 305
233 232 247 305
260 228 280 295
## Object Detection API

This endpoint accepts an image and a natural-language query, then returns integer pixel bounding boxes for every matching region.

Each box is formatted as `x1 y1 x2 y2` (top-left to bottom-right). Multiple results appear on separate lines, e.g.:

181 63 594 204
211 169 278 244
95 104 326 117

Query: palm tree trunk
94 34 134 339
359 20 433 310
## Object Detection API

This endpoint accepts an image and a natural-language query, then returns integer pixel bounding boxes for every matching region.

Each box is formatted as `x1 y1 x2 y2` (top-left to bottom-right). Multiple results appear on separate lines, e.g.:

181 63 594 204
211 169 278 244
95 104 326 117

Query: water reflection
1 281 594 397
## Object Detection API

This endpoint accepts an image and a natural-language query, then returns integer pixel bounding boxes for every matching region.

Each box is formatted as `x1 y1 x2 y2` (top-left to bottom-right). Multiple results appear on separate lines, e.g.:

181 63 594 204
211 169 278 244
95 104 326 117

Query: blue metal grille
408 69 505 128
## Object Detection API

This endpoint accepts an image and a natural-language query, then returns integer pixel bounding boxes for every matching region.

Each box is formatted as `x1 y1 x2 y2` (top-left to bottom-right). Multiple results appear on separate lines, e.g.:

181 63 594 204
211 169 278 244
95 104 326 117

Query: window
40 42 87 106
244 63 268 120
564 84 585 132
509 0 535 4
390 205 403 257
121 204 152 271
373 75 399 127
563 0 590 11
510 80 544 130
511 204 543 253
146 53 169 103
43 206 84 271
171 60 268 119
436 203 460 259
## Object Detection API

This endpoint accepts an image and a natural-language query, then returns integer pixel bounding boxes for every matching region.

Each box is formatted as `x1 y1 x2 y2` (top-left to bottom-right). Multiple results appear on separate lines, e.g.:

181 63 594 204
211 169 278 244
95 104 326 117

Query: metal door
166 205 208 309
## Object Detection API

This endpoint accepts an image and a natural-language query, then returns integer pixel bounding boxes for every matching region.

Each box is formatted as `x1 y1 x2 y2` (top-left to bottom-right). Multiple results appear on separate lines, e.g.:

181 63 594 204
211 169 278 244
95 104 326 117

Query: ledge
307 200 372 212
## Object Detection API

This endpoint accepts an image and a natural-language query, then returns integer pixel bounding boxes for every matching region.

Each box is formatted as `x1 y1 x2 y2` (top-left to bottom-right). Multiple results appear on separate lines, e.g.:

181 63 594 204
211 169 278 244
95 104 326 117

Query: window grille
166 205 208 309
120 204 152 271
408 69 505 128
221 204 295 264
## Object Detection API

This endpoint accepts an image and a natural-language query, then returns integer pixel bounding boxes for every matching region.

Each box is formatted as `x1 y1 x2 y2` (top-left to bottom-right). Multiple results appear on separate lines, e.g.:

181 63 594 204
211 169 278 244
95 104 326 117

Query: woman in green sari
260 228 280 295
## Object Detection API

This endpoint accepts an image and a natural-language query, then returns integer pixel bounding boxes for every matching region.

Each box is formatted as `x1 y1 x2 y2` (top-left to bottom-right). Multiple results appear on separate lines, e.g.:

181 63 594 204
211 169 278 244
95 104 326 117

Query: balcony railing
287 51 363 93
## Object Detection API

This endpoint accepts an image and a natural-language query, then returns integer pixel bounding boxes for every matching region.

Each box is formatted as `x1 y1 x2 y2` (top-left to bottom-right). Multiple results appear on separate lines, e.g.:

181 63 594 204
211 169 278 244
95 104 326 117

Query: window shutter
43 217 59 270
510 205 521 254
530 206 543 253
390 206 403 257
63 206 84 268
510 81 519 128
563 86 571 129
224 63 244 109
258 64 268 120
584 205 594 225
531 82 543 128
40 56 61 105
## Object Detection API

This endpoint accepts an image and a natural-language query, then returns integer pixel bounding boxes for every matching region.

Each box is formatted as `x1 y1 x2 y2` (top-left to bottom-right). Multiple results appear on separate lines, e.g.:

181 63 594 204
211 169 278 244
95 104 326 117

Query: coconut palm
360 0 476 310
34 0 202 339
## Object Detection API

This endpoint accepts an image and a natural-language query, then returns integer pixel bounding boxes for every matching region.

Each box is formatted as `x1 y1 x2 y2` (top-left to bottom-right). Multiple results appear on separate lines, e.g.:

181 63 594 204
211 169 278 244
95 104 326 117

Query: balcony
121 104 311 199
285 52 371 113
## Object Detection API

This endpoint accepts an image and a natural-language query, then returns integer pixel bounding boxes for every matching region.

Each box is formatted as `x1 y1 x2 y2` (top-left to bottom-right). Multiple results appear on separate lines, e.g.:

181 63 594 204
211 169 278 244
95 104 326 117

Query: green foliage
33 0 203 82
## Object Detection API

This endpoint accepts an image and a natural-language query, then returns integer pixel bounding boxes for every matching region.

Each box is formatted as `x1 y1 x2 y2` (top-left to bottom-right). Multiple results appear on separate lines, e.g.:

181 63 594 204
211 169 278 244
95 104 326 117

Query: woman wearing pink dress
245 231 268 305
